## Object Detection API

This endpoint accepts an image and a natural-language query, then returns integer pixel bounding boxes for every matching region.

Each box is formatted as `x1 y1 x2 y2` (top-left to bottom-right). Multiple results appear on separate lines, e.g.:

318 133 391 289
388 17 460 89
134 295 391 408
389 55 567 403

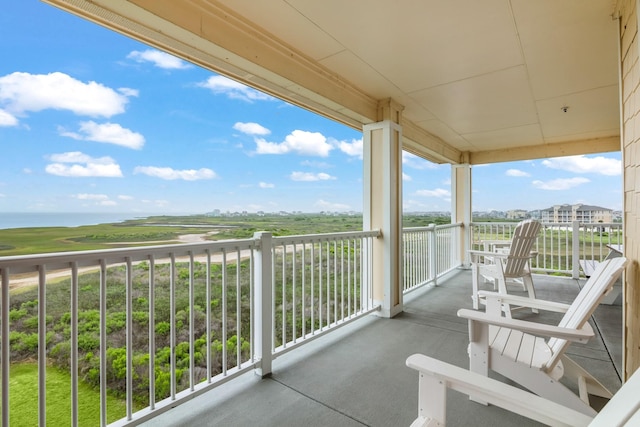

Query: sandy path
8 233 248 291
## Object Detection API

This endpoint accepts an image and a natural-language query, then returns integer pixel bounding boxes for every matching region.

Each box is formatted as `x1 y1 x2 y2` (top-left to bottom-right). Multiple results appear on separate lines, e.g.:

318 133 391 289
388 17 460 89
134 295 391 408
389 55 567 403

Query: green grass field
4 363 127 426
0 213 448 256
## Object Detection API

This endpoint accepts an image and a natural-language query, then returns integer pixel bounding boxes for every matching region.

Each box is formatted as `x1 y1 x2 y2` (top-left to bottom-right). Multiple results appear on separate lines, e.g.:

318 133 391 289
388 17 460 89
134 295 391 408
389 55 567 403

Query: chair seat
489 326 550 369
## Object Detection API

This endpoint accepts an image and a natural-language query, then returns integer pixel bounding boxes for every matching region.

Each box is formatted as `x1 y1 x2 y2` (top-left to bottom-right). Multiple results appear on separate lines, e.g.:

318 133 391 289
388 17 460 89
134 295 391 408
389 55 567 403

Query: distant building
540 204 613 223
506 209 528 220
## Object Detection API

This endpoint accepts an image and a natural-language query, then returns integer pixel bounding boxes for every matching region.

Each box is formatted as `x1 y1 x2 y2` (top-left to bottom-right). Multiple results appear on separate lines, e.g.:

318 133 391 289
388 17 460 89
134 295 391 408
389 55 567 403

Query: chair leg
561 355 613 400
468 320 490 405
496 278 512 319
416 372 447 426
471 264 480 309
522 275 538 314
491 356 598 417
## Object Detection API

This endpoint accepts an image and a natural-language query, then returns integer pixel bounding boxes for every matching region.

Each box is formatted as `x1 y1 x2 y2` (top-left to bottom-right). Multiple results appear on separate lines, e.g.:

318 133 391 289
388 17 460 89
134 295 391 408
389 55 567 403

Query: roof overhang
42 0 621 165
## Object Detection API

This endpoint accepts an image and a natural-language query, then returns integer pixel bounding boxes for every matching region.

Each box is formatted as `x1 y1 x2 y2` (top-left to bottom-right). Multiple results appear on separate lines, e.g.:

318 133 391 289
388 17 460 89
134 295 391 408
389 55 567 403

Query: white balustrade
0 230 379 426
402 223 462 293
0 220 615 425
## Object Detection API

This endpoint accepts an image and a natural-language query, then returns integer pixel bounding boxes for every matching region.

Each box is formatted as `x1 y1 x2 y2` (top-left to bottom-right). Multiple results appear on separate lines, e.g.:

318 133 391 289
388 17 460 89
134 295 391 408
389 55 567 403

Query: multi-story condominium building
506 209 528 220
540 204 613 223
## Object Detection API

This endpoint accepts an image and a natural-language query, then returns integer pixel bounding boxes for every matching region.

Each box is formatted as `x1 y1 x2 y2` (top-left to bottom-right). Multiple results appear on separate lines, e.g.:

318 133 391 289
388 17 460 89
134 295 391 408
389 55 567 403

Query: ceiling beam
401 120 463 164
468 136 621 165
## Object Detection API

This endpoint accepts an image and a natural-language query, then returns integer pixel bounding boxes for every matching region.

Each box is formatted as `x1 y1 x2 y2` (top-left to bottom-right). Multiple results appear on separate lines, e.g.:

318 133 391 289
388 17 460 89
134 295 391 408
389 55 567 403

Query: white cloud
259 182 275 188
301 160 333 169
49 151 95 163
127 49 191 70
133 166 218 181
0 109 18 126
256 130 333 157
315 199 350 211
416 188 451 199
72 193 118 207
197 75 273 102
532 177 590 190
45 151 123 177
404 199 428 211
0 72 134 118
505 169 530 177
118 195 134 200
233 122 270 135
403 173 412 181
542 155 621 176
74 193 109 200
290 171 336 182
59 121 145 149
142 199 169 207
337 138 363 159
117 88 139 98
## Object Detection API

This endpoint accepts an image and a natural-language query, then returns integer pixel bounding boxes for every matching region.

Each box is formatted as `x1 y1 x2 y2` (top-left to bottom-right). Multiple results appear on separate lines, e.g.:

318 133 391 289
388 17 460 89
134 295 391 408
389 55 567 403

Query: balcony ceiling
44 0 621 164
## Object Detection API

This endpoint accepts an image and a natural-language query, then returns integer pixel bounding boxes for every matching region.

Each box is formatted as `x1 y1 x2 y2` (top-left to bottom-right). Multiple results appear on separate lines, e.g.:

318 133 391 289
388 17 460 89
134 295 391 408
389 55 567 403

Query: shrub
106 312 126 333
50 341 71 369
79 310 100 333
21 300 38 309
132 311 149 326
9 308 28 322
22 315 39 330
9 331 39 356
78 334 100 352
107 347 127 380
178 268 190 280
135 297 148 309
155 322 170 336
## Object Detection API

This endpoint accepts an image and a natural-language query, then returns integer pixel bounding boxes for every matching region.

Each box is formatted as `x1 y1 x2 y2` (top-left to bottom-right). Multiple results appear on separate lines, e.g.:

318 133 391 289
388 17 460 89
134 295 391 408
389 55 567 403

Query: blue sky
0 1 623 215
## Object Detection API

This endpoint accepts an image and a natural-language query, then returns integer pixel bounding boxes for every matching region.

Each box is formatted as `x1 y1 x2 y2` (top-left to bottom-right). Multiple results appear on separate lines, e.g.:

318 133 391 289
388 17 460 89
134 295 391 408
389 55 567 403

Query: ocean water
0 212 152 230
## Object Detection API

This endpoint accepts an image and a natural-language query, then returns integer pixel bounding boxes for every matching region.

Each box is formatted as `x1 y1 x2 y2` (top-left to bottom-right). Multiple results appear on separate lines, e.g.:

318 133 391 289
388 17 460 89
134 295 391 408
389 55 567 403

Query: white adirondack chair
457 257 627 417
406 352 640 427
469 219 541 315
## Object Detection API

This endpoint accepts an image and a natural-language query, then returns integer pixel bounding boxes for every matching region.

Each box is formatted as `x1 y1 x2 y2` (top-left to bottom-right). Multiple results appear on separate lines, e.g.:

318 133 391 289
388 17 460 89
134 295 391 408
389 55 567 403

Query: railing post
428 224 437 286
253 232 273 377
572 221 580 279
1 268 9 427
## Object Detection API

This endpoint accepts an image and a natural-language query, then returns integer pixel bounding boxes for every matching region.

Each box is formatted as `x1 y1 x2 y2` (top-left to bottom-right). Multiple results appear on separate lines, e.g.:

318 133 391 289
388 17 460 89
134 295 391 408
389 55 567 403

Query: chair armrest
468 249 507 257
457 309 594 343
478 291 571 313
468 250 509 264
405 354 593 427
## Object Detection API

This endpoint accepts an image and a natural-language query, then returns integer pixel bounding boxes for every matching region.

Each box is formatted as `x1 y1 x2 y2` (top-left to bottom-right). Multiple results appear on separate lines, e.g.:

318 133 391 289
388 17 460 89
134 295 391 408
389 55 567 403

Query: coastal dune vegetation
2 213 449 425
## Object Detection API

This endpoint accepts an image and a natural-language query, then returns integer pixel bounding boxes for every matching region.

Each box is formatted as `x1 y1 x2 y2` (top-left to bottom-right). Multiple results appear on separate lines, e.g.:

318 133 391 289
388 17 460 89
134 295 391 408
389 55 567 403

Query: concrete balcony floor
142 268 622 427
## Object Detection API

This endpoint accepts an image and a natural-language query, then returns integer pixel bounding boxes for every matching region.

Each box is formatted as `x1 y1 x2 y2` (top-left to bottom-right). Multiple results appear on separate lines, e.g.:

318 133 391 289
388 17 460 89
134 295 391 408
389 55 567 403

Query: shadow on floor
142 269 621 427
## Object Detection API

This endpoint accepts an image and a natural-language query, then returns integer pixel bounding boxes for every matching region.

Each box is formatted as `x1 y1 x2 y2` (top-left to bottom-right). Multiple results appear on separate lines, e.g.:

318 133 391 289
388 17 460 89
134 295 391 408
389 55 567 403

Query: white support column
451 164 472 268
363 115 403 318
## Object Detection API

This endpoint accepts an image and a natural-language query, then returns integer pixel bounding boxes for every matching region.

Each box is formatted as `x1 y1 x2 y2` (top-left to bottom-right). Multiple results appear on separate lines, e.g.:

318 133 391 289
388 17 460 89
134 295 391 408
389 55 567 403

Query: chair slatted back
503 219 541 278
544 257 627 371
